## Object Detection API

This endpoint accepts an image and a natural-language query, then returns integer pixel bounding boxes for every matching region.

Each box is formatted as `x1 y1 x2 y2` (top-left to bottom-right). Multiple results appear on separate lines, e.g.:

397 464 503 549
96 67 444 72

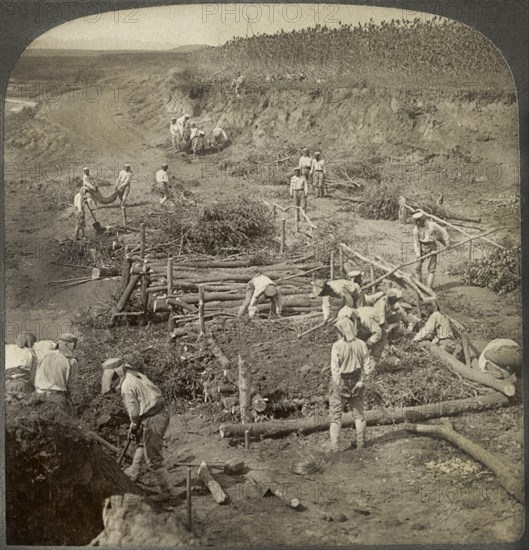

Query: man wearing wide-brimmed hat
238 274 282 319
324 316 375 452
412 210 450 289
101 357 175 497
34 333 79 412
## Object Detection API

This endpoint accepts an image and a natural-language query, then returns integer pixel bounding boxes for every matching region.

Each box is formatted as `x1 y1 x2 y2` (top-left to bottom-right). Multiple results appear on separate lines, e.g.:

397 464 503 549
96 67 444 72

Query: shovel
85 202 106 234
117 438 132 466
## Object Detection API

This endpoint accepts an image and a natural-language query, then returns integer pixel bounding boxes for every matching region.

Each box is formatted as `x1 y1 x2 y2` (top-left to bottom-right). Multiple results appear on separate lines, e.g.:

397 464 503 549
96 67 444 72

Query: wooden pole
330 250 334 280
339 244 344 276
167 257 175 333
139 224 148 325
468 239 473 261
198 285 206 336
403 202 504 249
272 205 276 221
280 219 286 255
424 342 515 396
369 264 375 287
220 392 510 439
360 228 501 292
294 208 299 232
404 422 523 503
140 223 146 258
186 467 192 530
238 354 251 423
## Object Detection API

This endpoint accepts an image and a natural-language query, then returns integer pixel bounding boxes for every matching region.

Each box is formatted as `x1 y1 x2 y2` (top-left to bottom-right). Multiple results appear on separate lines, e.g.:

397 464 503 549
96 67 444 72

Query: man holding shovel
101 357 176 498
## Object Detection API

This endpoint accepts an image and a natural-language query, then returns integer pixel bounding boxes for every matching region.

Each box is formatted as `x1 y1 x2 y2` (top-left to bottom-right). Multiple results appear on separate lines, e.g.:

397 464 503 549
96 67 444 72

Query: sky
28 3 436 50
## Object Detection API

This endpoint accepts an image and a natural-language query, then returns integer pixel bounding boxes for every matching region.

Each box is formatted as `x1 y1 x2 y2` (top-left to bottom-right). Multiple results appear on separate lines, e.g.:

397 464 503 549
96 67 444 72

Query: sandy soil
3 50 524 546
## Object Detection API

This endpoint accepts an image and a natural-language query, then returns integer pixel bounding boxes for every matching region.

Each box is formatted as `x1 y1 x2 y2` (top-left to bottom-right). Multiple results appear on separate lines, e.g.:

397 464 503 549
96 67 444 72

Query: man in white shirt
34 333 78 413
82 167 99 209
169 117 179 150
5 332 37 394
211 126 228 152
101 357 175 497
155 164 170 205
176 114 190 141
290 167 308 211
298 148 312 184
115 164 132 226
189 124 205 157
310 151 326 197
412 210 450 289
238 274 282 318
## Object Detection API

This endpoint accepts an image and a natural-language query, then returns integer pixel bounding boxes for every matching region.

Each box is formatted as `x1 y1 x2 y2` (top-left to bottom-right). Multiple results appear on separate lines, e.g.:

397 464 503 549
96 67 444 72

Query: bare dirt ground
4 50 524 545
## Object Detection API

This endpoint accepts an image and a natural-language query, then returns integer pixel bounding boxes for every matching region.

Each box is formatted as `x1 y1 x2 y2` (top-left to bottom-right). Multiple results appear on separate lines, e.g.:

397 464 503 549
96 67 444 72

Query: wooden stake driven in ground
404 421 523 503
424 342 516 397
219 392 509 439
198 461 229 504
238 355 251 423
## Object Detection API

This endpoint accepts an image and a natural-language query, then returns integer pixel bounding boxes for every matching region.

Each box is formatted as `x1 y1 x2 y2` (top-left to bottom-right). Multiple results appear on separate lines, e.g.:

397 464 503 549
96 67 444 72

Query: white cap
83 167 89 171
412 211 426 220
347 270 362 279
314 151 321 155
184 113 190 118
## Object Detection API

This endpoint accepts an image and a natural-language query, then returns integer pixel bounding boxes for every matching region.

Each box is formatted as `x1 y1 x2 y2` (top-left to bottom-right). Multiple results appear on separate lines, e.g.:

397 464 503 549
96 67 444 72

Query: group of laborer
169 113 229 156
290 148 326 211
236 261 522 453
5 332 176 497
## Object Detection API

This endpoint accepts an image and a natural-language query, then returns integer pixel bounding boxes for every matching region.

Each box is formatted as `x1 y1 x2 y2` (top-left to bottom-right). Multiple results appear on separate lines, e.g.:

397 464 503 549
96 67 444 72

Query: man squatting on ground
323 317 375 452
238 274 283 319
101 357 176 497
412 210 450 290
34 333 78 412
290 167 308 211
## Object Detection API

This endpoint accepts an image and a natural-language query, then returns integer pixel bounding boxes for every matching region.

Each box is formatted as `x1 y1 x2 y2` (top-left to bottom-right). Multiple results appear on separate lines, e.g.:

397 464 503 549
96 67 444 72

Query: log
87 431 119 454
113 274 141 314
207 335 231 369
92 266 120 279
404 421 523 503
198 285 206 335
239 355 251 423
424 342 515 397
219 393 509 439
360 228 501 292
167 258 175 332
198 461 229 504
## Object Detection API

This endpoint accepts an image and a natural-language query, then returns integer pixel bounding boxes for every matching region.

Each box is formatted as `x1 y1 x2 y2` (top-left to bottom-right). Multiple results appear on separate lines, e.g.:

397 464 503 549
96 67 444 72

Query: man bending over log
311 278 361 322
322 317 375 452
413 300 463 360
238 274 282 319
337 306 385 362
101 357 176 498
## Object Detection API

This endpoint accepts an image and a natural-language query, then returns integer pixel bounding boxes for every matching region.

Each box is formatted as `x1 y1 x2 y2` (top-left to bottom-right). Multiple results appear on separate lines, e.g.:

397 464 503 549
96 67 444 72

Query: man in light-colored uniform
298 148 312 185
211 127 228 152
101 357 175 497
345 268 385 308
413 300 462 358
34 333 78 412
189 124 205 157
337 305 385 362
169 117 179 150
155 164 170 205
238 274 282 319
412 210 450 289
310 151 326 198
290 167 308 211
115 164 133 226
5 332 37 394
311 278 361 323
323 317 375 452
176 114 190 141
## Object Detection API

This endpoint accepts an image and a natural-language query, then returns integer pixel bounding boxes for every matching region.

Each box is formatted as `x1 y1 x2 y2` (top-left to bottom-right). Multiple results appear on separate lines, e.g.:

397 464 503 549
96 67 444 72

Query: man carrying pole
412 210 450 289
